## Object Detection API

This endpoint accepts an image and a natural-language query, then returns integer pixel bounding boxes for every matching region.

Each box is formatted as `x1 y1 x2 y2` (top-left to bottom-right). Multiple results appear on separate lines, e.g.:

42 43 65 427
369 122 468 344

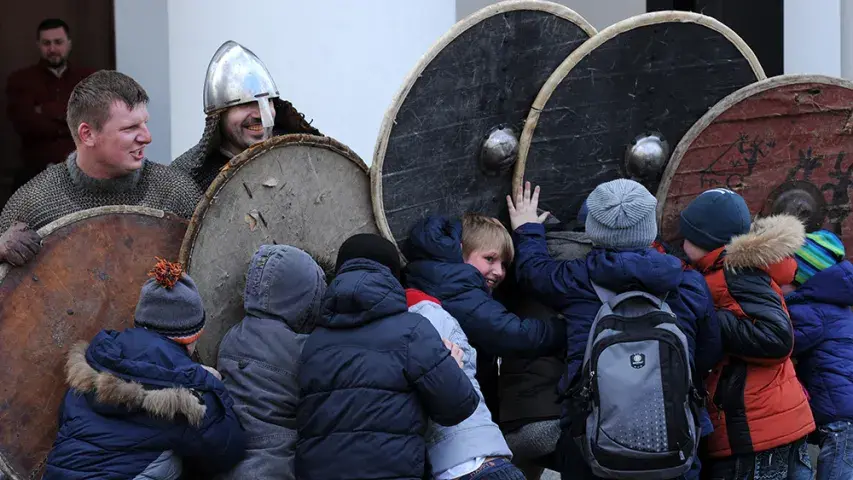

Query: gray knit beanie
134 259 206 345
585 179 657 249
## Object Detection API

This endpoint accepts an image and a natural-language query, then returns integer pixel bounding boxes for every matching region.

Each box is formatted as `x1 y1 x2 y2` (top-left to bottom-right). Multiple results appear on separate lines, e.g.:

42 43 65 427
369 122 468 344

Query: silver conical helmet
203 40 279 128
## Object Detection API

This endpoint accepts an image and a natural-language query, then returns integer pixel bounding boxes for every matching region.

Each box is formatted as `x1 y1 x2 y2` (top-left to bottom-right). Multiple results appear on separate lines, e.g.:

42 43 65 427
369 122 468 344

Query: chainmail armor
172 98 322 192
0 153 201 232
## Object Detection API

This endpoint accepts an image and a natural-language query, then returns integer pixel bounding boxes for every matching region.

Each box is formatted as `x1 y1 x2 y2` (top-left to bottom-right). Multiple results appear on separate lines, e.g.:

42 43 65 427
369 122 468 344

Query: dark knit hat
335 233 401 279
577 200 589 226
585 179 657 249
680 188 751 252
134 258 205 345
793 230 846 286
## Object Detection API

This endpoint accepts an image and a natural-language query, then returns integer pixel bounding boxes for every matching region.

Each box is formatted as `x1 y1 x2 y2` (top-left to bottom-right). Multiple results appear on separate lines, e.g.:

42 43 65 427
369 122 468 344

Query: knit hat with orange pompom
134 257 205 345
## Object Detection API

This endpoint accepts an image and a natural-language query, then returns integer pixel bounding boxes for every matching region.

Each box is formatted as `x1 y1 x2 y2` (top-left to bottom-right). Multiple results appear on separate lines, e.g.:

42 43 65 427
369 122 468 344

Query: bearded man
172 40 321 192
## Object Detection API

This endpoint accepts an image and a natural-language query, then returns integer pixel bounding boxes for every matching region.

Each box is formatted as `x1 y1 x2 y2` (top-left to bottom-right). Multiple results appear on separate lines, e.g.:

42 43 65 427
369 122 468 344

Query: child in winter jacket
782 230 853 480
406 289 522 480
509 180 721 480
43 259 246 479
678 188 815 480
297 233 479 480
217 245 328 480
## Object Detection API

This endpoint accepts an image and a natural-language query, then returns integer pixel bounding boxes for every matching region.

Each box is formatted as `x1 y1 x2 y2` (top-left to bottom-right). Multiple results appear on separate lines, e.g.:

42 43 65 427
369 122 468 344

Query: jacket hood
586 247 686 295
244 244 326 334
66 330 212 427
319 259 408 329
724 215 805 269
404 216 465 264
786 260 853 307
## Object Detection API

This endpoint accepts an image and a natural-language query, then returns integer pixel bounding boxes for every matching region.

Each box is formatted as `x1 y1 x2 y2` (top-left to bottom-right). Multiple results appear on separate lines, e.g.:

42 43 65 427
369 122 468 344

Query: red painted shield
0 206 187 480
658 75 853 258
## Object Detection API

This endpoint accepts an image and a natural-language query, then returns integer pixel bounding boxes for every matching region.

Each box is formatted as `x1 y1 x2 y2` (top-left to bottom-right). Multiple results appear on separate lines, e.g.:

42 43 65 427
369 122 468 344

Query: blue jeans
816 420 853 480
705 437 812 480
455 458 525 480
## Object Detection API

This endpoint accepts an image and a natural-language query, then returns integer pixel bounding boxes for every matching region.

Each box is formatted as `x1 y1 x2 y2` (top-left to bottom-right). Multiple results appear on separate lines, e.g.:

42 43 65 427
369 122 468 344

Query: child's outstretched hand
443 338 465 369
507 181 550 231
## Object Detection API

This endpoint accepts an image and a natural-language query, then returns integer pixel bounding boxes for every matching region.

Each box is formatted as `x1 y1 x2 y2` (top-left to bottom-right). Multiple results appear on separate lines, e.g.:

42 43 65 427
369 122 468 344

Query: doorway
0 0 115 209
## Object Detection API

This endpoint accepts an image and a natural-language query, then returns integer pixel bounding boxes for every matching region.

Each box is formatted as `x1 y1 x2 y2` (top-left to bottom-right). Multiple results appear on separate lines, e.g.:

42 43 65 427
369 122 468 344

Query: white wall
165 0 456 164
114 0 172 164
456 0 645 30
784 0 842 77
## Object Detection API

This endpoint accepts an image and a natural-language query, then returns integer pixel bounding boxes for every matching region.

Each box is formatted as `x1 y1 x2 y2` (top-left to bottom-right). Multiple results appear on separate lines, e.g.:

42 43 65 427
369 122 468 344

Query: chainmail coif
0 153 201 232
172 98 322 192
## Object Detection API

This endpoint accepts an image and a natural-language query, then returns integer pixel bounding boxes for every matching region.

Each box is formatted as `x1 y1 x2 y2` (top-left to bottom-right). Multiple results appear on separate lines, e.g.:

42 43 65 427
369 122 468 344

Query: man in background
6 18 95 191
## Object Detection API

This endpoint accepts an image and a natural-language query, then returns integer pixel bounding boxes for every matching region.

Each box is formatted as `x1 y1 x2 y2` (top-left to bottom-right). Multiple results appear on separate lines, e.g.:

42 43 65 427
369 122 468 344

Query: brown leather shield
657 75 853 257
514 11 765 228
372 0 596 245
0 206 187 480
180 134 378 365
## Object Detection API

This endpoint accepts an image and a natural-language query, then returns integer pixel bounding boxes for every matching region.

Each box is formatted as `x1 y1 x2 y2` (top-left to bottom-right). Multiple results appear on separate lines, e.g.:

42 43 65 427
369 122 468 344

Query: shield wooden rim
0 204 182 480
179 133 368 267
370 0 596 243
512 10 767 194
654 74 853 223
0 205 171 283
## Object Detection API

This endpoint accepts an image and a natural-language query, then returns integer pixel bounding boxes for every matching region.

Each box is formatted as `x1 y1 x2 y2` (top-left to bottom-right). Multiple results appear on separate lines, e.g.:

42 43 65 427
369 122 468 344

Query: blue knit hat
793 230 846 286
585 179 657 249
134 258 205 345
577 200 589 225
680 188 751 251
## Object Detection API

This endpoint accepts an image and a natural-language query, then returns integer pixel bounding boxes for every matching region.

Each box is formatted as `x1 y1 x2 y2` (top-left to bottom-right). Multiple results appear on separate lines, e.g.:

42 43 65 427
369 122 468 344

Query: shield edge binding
369 0 596 244
0 205 176 284
654 74 853 224
512 10 768 195
178 133 368 268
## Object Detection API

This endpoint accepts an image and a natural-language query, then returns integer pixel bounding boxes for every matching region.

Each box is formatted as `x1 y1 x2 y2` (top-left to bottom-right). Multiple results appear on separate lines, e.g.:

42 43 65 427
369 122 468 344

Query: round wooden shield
658 75 853 257
0 206 187 480
514 11 765 227
180 134 378 365
372 0 596 245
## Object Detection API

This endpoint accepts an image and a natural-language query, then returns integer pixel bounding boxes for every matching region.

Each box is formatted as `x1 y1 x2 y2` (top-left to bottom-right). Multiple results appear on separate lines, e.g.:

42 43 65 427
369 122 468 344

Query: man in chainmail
0 70 200 266
172 40 321 192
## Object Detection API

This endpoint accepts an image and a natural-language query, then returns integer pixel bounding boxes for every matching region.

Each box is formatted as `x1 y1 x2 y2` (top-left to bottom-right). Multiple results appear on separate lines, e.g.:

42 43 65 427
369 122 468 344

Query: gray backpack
572 282 700 480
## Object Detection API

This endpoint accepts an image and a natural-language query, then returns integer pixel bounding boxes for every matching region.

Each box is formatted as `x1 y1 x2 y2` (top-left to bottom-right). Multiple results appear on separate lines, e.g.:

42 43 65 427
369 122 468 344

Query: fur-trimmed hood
724 214 806 269
66 341 207 427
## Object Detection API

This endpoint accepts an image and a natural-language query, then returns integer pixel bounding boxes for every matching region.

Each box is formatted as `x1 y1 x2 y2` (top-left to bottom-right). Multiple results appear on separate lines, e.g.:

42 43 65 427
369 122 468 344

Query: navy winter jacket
513 223 722 424
296 259 479 480
786 260 853 426
44 328 246 479
404 216 566 357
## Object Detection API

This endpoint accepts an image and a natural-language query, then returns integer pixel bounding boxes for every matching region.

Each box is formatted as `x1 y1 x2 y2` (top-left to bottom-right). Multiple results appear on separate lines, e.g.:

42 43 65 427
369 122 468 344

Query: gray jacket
409 297 512 477
217 245 326 480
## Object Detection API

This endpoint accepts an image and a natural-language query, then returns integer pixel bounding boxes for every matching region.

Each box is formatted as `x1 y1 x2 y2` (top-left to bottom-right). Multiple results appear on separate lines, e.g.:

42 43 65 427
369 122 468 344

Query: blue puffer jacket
296 259 479 480
513 223 722 430
404 216 566 357
786 260 853 426
44 328 246 479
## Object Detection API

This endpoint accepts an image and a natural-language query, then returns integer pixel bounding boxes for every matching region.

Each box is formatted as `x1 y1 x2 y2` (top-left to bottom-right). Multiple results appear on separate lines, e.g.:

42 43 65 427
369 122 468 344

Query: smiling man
6 19 96 190
0 71 200 266
172 40 322 192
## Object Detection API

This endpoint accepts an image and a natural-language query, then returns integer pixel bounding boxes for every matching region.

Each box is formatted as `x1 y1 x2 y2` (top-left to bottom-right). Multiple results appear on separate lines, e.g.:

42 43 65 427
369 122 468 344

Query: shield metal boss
180 134 378 365
514 11 765 228
657 75 853 258
372 0 596 245
0 206 187 480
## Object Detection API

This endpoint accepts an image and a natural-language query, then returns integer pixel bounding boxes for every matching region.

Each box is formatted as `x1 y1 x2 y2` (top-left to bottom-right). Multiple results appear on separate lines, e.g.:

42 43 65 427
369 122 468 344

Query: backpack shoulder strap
590 281 666 309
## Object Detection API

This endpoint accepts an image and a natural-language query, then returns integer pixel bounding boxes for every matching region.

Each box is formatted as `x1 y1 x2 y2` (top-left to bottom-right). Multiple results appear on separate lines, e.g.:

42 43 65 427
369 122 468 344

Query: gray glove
0 222 41 266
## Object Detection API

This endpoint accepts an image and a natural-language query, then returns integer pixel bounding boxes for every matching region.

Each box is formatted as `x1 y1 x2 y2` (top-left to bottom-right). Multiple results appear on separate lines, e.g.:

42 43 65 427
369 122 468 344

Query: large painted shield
658 75 853 258
0 206 187 480
514 11 765 228
372 0 595 245
180 134 378 365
